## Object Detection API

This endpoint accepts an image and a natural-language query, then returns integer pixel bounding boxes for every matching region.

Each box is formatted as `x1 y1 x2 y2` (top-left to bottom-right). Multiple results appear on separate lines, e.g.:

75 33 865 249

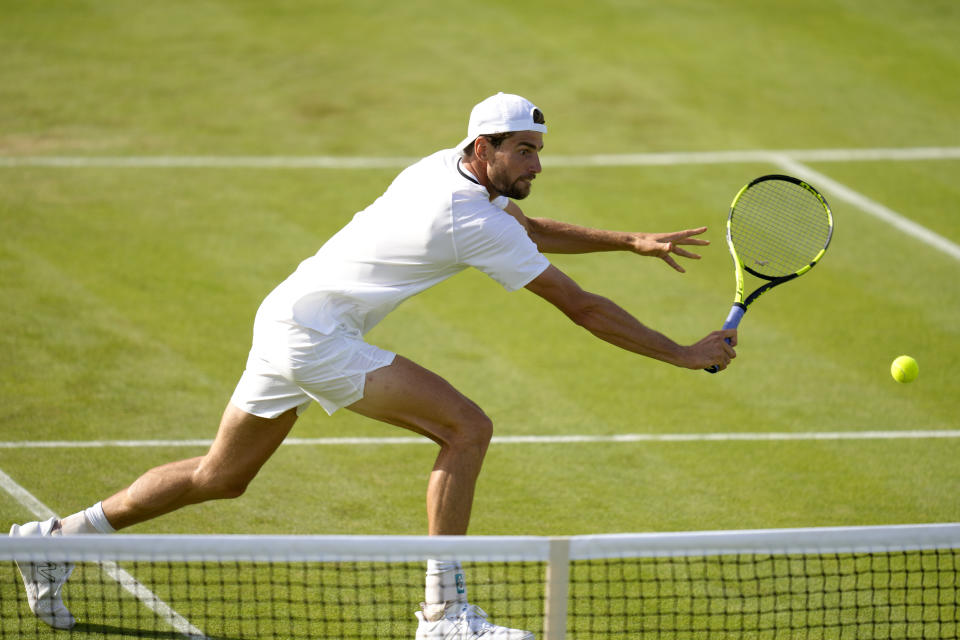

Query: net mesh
569 551 959 639
2 558 544 639
729 177 832 278
2 525 958 639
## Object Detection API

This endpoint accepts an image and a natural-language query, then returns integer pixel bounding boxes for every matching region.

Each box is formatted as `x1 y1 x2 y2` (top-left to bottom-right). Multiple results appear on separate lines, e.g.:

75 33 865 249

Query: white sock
59 502 116 535
425 559 467 608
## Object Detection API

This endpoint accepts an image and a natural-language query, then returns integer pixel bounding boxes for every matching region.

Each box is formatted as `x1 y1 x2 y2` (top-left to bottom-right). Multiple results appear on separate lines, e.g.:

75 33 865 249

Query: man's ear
474 136 490 162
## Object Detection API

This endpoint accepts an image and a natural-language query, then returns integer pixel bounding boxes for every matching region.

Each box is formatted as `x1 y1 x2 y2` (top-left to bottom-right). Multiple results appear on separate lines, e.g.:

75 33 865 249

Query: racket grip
704 304 745 374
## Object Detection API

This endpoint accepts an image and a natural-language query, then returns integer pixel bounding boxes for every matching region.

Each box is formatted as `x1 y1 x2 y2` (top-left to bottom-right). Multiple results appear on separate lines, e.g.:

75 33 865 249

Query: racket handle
704 304 745 374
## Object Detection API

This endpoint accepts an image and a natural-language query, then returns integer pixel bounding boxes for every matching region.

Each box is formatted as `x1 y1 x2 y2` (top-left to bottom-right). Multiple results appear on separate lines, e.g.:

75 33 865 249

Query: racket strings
730 180 832 278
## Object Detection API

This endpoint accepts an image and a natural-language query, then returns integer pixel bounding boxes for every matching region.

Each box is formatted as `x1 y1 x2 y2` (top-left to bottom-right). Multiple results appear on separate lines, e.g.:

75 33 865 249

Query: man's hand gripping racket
705 174 834 373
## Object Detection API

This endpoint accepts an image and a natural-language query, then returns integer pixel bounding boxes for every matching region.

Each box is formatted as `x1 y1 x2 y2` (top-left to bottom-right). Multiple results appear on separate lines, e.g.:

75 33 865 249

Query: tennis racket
706 174 834 373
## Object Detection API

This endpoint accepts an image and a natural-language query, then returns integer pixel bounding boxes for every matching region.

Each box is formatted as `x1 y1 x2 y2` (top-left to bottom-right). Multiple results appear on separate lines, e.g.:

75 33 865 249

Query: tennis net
2 523 958 639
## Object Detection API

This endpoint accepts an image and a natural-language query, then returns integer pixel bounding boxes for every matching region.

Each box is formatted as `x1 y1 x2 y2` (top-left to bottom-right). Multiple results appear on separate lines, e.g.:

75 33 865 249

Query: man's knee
447 407 494 453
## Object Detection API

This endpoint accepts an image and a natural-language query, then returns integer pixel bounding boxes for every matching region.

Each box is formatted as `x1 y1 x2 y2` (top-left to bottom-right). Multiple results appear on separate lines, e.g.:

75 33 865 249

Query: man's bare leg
12 404 298 630
350 356 532 636
101 404 298 530
347 355 493 536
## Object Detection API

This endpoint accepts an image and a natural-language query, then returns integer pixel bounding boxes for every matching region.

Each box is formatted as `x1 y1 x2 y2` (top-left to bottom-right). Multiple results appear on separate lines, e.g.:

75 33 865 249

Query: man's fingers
671 246 702 260
646 229 711 271
691 329 738 370
662 254 685 273
720 328 738 347
669 227 710 245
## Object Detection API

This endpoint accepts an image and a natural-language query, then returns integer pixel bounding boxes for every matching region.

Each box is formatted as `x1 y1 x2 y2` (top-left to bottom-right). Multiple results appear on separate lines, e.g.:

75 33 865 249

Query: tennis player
11 92 736 638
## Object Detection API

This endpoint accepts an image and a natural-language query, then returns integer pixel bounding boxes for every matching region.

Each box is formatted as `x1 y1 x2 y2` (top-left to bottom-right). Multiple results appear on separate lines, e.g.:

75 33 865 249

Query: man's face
484 131 543 200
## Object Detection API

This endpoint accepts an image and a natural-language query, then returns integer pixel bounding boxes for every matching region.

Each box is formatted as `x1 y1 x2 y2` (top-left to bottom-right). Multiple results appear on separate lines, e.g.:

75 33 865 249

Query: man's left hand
629 226 710 273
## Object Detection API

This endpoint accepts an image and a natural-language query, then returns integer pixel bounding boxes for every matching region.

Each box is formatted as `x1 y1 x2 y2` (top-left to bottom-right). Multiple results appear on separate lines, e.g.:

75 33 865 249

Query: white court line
0 155 420 169
3 146 958 261
772 155 960 262
0 468 57 520
2 430 960 449
547 147 960 167
0 467 208 639
2 146 959 168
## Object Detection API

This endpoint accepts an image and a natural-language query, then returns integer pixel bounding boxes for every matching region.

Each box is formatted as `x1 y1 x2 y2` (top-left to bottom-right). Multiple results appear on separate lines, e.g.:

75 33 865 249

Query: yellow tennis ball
890 355 919 383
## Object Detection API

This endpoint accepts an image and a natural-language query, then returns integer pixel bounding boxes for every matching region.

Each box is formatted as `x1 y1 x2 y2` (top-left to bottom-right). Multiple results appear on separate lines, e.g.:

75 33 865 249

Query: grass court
1 1 959 636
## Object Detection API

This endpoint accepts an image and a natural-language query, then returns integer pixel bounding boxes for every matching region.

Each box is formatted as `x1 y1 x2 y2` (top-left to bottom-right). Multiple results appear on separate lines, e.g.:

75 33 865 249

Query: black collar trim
457 158 481 186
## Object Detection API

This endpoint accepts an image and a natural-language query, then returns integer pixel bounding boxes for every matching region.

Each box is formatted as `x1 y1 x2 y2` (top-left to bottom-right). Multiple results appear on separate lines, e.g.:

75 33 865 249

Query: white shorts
230 320 396 418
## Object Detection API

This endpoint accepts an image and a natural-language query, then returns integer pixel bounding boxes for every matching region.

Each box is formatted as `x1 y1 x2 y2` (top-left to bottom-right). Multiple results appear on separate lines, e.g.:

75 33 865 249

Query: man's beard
489 170 534 200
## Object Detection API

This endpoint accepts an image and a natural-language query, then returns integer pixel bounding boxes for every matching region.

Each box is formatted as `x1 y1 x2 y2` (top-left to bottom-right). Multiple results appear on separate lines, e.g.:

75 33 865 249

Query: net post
543 537 570 640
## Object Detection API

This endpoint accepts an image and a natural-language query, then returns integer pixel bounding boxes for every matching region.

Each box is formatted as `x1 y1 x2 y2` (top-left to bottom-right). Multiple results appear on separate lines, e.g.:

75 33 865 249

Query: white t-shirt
256 149 551 335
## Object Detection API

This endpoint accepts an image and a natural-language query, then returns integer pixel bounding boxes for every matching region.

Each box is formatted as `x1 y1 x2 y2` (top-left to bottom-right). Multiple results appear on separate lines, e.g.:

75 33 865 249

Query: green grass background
2 0 959 543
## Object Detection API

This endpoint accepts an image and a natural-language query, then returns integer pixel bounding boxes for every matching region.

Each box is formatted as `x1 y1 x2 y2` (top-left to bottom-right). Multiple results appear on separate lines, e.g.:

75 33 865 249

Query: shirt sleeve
452 198 551 291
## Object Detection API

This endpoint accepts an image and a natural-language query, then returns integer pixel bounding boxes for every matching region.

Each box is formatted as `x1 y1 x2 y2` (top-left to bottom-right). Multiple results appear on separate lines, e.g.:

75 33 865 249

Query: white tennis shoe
9 517 76 630
415 602 534 639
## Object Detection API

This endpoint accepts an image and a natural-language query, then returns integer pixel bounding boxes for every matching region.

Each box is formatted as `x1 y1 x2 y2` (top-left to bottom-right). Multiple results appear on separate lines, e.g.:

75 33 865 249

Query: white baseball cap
456 92 547 154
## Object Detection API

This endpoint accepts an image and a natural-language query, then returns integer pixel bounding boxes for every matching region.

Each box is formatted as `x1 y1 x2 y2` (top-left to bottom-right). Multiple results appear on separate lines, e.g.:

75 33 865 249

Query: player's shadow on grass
73 621 243 640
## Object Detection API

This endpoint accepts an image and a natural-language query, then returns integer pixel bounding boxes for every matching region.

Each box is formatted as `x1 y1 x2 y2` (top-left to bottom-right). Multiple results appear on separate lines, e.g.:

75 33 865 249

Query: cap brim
455 135 476 154
455 126 547 155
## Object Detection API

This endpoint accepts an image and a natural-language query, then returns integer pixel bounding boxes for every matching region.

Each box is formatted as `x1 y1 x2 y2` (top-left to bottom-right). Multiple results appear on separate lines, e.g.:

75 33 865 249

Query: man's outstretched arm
525 265 737 370
504 201 708 272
